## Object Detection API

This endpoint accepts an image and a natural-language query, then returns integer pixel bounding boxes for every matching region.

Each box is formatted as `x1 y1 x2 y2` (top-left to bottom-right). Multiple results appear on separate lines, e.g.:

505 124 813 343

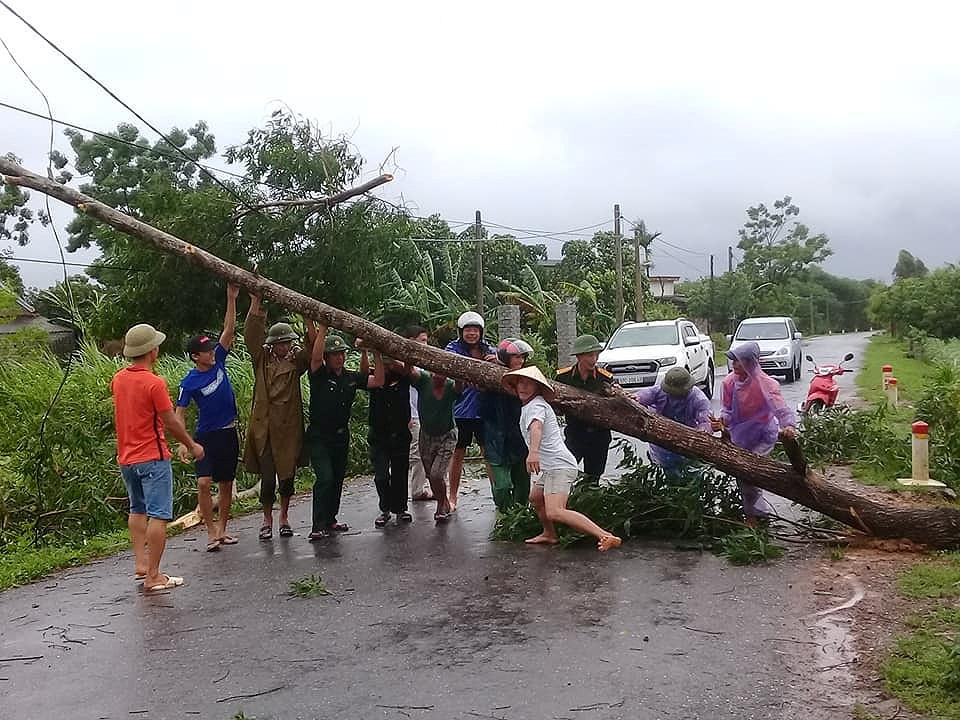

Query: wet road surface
0 333 872 720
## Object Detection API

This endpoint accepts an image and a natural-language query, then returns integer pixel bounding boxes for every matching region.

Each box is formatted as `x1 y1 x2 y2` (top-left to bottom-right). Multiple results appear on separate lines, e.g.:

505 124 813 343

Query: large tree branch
4 155 960 548
232 173 394 223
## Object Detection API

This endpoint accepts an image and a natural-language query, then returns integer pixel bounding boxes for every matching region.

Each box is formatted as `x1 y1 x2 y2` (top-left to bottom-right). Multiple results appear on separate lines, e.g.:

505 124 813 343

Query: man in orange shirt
111 324 204 592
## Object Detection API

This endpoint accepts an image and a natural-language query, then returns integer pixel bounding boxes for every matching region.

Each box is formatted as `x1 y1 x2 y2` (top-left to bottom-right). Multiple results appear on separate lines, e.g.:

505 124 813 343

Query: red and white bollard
885 377 899 406
898 421 946 488
882 364 894 389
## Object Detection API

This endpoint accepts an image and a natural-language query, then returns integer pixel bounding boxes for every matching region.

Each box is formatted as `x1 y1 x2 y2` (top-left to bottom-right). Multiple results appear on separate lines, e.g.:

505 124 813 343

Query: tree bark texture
4 156 960 548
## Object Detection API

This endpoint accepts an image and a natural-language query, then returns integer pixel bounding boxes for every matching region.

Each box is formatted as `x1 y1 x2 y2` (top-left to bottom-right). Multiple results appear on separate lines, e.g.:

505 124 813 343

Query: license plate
617 373 655 386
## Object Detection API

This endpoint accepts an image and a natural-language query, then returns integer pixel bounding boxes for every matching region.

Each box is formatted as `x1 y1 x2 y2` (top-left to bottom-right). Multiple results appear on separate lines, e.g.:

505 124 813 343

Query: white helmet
457 311 485 330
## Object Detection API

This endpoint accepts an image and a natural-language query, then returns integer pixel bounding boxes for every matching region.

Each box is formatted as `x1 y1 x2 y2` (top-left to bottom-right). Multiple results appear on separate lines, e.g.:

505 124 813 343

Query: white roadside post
898 421 948 490
885 377 899 406
882 364 894 390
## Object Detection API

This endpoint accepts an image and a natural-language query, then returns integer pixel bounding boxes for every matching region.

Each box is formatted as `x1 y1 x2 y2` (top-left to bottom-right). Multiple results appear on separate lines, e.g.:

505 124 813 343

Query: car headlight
658 357 677 367
776 347 789 356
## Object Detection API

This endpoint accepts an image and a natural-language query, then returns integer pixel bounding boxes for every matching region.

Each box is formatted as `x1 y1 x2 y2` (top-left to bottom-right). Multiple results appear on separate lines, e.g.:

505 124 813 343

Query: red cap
912 421 929 435
887 377 898 385
882 365 893 372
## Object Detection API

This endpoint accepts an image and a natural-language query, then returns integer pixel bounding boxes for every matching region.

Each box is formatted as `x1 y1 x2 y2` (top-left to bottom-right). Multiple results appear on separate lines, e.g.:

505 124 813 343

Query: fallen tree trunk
4 156 960 548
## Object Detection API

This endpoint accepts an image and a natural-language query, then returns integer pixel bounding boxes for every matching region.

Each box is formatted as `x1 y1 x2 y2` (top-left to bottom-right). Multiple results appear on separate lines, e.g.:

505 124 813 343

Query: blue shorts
121 459 174 520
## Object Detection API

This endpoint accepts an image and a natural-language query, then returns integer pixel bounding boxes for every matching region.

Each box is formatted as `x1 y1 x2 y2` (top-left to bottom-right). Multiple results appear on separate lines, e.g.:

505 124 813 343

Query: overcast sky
2 1 958 289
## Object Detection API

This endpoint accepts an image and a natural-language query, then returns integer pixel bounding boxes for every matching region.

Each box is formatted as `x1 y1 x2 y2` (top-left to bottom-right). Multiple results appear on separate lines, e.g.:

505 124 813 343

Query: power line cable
1 30 76 547
0 0 249 207
657 237 711 257
5 255 147 273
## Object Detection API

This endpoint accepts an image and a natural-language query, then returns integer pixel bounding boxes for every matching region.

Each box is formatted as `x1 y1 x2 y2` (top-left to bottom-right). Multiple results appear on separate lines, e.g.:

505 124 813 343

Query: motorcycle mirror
843 353 854 361
805 355 814 362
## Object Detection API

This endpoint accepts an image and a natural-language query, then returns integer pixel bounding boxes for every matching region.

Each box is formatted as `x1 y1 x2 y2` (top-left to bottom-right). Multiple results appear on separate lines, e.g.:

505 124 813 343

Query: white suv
727 316 804 382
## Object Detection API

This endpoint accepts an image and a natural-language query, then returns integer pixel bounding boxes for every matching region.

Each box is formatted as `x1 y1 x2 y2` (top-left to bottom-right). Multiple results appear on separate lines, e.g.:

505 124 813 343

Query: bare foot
525 534 559 545
597 534 622 552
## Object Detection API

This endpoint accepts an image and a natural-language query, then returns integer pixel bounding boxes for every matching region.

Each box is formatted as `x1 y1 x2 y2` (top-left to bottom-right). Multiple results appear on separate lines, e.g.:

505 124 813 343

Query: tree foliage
893 249 929 281
869 265 960 338
737 196 832 286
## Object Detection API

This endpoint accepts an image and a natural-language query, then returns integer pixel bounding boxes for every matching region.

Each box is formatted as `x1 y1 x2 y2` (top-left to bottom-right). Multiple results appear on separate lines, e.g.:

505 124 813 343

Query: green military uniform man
555 334 614 483
307 325 384 540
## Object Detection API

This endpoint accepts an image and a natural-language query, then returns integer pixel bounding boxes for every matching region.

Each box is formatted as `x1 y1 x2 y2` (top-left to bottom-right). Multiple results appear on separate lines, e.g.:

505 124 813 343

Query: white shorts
533 467 578 495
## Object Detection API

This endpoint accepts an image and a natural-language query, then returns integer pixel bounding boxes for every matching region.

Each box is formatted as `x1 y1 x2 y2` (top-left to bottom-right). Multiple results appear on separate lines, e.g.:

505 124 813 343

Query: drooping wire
1 31 76 546
0 0 249 208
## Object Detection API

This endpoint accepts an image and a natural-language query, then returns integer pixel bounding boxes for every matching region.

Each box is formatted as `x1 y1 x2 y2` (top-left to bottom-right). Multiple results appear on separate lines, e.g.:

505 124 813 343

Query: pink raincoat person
718 342 798 521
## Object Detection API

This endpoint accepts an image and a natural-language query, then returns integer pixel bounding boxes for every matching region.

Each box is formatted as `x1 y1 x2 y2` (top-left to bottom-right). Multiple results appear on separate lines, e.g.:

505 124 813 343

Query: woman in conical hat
502 366 621 552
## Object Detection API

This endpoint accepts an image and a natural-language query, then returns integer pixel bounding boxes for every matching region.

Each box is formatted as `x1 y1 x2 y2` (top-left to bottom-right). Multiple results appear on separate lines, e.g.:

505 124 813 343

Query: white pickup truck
596 318 716 398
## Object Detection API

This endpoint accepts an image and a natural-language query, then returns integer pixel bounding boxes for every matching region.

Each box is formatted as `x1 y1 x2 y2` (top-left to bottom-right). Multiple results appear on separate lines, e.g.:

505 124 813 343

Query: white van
727 316 803 382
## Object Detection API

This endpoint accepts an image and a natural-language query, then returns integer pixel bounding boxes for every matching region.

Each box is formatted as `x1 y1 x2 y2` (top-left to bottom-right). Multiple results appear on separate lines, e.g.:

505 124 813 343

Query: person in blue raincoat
632 367 713 472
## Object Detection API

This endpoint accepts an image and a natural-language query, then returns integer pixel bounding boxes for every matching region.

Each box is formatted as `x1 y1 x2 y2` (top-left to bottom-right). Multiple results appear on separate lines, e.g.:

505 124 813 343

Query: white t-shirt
519 396 578 471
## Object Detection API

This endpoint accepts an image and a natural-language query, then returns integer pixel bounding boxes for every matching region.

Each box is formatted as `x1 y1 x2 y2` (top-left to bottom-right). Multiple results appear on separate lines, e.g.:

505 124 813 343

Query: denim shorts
121 459 174 520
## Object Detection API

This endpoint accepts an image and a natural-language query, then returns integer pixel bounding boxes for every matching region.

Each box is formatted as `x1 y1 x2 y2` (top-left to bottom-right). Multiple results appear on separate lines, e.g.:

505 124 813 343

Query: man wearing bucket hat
243 294 316 541
555 334 615 484
502 366 621 552
306 325 384 540
111 323 204 591
632 367 713 472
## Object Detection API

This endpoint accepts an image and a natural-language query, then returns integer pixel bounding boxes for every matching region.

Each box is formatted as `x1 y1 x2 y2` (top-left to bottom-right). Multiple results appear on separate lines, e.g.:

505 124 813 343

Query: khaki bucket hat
502 365 556 401
123 323 166 358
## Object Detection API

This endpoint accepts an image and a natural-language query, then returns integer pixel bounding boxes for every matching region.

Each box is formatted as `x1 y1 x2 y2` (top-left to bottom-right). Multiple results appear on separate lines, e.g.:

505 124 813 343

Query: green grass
883 607 960 719
880 553 960 718
898 552 960 599
857 334 935 408
0 530 130 590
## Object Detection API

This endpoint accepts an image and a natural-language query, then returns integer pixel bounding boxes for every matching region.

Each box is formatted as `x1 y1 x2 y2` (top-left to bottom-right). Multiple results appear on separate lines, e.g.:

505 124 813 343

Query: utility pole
634 225 643 322
614 204 623 323
475 209 483 313
728 246 734 273
709 254 715 333
809 295 815 335
825 300 830 333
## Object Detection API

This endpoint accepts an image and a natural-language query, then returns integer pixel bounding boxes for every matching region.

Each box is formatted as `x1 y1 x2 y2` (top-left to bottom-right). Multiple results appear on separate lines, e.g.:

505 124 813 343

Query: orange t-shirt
110 365 173 465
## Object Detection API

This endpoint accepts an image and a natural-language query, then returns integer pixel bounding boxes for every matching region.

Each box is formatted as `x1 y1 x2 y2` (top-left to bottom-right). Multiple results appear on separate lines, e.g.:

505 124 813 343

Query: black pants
563 425 612 483
370 436 410 514
310 439 350 531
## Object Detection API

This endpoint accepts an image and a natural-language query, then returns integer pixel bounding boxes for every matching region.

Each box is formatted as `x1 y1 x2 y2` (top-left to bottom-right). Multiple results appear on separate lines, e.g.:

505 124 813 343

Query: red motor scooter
800 352 855 414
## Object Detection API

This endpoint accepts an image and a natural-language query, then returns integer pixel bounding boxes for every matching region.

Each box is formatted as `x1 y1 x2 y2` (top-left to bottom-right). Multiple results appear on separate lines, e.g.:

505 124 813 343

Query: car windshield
607 325 679 349
736 322 789 341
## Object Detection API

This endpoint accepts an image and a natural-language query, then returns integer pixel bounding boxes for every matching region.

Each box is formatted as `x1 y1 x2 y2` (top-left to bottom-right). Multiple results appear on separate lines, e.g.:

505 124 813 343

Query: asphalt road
0 333 873 720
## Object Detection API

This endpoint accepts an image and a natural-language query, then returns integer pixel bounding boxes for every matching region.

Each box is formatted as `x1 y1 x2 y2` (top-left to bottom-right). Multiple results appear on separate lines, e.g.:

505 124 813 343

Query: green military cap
572 334 603 355
324 335 348 353
661 367 694 397
265 322 299 345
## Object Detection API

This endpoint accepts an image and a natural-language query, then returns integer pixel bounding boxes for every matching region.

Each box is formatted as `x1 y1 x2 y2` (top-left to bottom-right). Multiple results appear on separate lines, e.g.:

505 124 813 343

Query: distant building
648 275 680 299
0 297 76 356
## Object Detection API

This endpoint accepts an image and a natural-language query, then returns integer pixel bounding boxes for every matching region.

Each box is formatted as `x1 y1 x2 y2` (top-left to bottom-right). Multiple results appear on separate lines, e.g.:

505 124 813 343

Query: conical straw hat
502 365 555 401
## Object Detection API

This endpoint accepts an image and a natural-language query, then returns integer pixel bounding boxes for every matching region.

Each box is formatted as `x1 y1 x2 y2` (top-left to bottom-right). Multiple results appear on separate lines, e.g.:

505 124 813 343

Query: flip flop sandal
278 525 294 537
308 530 330 542
258 525 273 541
206 539 222 552
434 511 450 524
374 513 390 528
218 535 238 545
134 573 146 582
327 522 350 532
146 575 184 592
398 511 413 523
